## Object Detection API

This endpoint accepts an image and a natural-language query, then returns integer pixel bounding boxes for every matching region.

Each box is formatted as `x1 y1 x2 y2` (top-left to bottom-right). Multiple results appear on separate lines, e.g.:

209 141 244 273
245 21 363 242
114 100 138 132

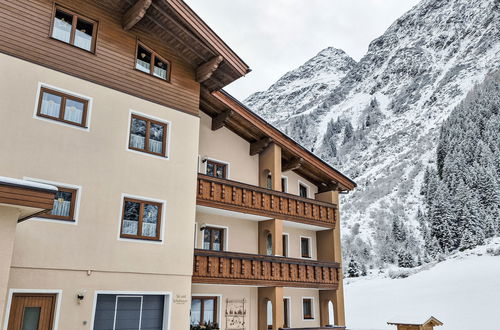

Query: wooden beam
211 110 232 131
122 0 152 30
318 181 339 193
196 55 224 83
282 157 304 172
250 137 272 156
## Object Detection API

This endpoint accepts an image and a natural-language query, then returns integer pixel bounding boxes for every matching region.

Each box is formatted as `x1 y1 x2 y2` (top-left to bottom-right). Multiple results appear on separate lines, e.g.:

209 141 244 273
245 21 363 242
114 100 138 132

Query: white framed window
302 297 315 320
281 176 288 193
118 193 167 244
201 223 228 251
91 291 171 330
34 82 93 131
24 177 82 225
282 233 289 257
300 236 312 259
201 157 230 179
127 110 172 160
298 180 310 198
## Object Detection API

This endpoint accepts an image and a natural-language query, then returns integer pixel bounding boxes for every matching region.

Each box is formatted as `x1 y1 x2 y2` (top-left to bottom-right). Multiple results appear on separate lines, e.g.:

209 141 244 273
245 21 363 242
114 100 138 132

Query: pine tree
347 259 361 278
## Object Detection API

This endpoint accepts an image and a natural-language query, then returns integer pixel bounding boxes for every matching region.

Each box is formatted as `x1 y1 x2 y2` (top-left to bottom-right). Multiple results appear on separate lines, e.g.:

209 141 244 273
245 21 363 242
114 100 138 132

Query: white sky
185 0 420 100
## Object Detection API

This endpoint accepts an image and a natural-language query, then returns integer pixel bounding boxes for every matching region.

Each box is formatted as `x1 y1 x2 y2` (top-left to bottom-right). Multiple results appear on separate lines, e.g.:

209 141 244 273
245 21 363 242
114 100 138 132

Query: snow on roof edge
0 176 58 192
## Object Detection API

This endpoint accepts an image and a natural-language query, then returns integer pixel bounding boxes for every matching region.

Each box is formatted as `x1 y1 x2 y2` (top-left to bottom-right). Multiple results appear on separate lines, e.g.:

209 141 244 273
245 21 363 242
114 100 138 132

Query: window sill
133 68 171 83
49 36 96 55
119 236 162 243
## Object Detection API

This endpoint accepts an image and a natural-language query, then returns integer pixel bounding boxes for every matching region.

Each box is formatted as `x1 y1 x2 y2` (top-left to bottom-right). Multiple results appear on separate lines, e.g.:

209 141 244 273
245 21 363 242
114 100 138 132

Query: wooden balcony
192 249 340 289
197 174 337 228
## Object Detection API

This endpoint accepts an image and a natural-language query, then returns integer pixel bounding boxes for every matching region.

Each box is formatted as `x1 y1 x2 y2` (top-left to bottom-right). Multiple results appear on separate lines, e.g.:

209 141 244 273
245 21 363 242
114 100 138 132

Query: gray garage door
93 294 166 330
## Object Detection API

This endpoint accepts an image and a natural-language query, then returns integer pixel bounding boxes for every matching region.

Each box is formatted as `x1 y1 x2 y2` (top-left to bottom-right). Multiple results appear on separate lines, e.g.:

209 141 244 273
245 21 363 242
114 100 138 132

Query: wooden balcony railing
197 174 337 228
193 249 340 289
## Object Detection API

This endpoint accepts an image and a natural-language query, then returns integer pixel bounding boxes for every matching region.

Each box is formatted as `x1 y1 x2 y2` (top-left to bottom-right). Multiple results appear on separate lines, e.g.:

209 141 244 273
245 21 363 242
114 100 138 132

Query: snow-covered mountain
245 0 500 266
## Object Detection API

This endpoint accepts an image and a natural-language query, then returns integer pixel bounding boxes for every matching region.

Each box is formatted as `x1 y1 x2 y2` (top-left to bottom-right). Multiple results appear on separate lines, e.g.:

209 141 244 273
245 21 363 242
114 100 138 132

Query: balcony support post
258 286 284 330
259 142 282 191
315 190 345 327
258 219 283 256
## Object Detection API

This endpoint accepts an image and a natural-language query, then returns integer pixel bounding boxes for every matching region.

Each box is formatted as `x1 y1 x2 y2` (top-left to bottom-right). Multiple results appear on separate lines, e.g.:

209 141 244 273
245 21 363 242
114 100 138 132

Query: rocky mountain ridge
244 0 500 267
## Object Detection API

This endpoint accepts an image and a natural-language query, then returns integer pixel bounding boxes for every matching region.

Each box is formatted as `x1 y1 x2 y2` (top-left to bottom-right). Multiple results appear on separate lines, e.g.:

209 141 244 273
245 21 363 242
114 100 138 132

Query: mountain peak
244 46 356 122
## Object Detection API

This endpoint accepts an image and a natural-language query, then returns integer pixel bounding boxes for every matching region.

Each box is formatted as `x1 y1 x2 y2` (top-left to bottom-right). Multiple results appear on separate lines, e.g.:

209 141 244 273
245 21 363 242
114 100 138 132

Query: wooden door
7 293 56 330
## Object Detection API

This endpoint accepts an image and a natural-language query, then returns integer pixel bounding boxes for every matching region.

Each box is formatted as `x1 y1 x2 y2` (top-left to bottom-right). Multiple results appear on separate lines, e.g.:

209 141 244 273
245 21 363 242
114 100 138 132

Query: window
299 183 309 198
203 227 224 251
136 41 170 80
302 298 314 320
281 177 287 193
37 87 89 127
191 297 217 327
301 237 311 258
266 232 273 256
283 298 290 328
39 186 77 221
266 174 273 189
93 294 166 330
51 6 97 52
282 234 288 257
121 198 162 241
129 114 168 157
206 160 227 179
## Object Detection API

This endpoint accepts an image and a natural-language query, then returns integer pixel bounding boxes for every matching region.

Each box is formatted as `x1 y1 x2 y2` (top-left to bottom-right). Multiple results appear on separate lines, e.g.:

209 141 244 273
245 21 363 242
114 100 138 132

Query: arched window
328 300 334 326
266 173 272 189
267 300 273 329
266 232 273 255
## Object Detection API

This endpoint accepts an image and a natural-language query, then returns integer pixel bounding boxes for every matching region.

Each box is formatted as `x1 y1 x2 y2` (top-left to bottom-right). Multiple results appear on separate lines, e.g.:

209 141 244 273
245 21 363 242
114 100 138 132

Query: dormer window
51 6 97 52
136 42 170 81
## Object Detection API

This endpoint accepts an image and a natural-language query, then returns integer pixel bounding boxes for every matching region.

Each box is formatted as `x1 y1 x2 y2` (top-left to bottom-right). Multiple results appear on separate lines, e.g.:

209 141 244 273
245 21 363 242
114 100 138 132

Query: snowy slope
345 238 500 330
245 0 500 264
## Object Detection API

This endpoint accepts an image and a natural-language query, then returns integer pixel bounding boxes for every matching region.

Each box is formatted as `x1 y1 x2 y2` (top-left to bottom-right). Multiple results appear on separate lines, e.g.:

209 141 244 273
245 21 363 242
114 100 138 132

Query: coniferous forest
421 70 500 256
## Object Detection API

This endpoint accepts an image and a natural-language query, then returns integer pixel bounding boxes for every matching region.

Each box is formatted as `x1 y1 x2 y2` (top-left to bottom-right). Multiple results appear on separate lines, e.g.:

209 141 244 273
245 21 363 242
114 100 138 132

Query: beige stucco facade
0 54 200 329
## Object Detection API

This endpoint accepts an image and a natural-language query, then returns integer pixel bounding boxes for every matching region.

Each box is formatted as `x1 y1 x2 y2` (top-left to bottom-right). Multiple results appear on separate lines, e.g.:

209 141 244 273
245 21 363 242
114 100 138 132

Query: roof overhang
200 89 357 191
0 177 57 222
118 0 250 90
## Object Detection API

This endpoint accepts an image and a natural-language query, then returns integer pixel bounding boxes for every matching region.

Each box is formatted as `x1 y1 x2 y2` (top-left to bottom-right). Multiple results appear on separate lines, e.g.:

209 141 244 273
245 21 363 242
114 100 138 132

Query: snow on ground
345 238 500 330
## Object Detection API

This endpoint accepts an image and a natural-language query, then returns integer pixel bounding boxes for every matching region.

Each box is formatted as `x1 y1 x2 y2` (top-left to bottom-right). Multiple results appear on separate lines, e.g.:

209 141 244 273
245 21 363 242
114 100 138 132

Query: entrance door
7 293 56 330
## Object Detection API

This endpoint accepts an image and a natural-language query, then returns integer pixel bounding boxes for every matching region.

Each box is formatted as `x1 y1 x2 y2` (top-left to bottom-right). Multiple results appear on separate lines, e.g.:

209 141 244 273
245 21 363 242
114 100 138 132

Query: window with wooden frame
39 186 77 221
299 183 309 198
301 237 311 258
135 41 170 81
205 160 227 179
121 198 162 241
129 114 168 157
51 5 98 52
203 227 224 251
302 298 314 320
190 297 218 327
37 87 89 128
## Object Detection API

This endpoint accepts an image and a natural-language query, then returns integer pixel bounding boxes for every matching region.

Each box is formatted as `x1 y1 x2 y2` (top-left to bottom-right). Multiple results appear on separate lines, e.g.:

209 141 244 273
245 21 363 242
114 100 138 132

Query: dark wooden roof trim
164 0 250 76
122 0 152 30
212 90 357 190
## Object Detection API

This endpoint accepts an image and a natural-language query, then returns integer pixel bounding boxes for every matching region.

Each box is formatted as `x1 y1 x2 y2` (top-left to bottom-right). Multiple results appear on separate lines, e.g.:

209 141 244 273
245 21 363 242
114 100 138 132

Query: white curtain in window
51 200 71 217
149 139 162 153
136 59 150 73
122 220 138 235
153 66 167 79
64 103 84 124
41 98 61 118
74 30 92 51
52 18 71 43
130 134 145 149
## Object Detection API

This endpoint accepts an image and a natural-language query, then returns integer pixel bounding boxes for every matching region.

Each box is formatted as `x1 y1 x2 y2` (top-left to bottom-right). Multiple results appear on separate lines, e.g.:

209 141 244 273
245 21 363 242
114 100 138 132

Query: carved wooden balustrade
193 249 340 289
197 174 337 228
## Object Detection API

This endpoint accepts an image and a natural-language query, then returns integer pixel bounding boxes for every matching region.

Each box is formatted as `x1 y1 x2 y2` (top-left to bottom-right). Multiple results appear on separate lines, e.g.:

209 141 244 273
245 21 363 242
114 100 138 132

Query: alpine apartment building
0 1 356 330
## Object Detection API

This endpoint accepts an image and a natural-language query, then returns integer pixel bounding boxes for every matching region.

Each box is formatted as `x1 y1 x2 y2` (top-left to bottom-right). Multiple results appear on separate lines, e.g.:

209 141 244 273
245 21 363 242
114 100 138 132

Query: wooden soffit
200 88 357 191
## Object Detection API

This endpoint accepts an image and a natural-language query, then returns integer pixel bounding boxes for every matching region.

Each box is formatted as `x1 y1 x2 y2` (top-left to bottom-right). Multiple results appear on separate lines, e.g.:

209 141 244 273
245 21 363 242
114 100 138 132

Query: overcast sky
185 0 420 100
